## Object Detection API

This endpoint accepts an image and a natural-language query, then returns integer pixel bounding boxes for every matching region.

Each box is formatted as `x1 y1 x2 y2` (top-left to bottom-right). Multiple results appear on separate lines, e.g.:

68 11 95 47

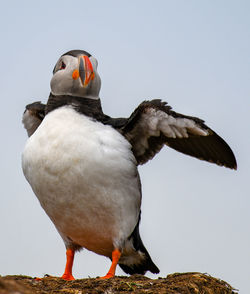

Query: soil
0 272 238 294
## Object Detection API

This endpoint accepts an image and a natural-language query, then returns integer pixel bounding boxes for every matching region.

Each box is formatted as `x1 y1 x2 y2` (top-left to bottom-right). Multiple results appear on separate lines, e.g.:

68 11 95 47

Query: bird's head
50 50 101 99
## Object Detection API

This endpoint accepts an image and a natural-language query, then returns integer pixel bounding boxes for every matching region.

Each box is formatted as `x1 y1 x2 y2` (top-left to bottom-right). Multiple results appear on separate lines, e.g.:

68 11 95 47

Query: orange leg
100 249 121 279
61 248 75 280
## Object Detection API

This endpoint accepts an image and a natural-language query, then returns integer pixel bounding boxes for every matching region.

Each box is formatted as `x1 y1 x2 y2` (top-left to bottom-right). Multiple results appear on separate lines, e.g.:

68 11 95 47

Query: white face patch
50 55 101 99
50 55 79 96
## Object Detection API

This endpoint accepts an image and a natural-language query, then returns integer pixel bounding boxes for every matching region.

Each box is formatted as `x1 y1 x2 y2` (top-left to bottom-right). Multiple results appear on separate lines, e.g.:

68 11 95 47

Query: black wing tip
225 161 237 170
215 161 237 170
207 148 237 170
194 147 237 170
210 133 238 170
223 154 237 170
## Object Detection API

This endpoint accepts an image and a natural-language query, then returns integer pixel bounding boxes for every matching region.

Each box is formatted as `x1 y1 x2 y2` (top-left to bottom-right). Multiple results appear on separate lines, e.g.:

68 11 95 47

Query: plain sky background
0 0 249 293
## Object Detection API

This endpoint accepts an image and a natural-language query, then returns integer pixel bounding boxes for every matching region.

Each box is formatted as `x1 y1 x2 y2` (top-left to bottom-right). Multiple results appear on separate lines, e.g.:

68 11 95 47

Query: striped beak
72 55 95 87
77 55 95 87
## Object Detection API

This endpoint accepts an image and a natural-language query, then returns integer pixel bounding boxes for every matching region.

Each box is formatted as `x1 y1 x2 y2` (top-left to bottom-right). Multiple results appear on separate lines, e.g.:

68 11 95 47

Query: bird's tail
118 214 159 275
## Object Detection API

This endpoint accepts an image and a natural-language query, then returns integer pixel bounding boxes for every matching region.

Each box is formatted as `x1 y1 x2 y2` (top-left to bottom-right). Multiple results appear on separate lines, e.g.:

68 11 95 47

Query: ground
0 273 238 294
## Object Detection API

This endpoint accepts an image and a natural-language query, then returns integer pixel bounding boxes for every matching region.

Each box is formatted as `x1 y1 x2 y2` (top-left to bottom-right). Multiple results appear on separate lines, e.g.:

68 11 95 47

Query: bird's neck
45 93 104 120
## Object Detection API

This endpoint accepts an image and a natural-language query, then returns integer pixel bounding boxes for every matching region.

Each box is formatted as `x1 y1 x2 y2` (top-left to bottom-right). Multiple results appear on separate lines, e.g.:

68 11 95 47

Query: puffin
22 49 237 280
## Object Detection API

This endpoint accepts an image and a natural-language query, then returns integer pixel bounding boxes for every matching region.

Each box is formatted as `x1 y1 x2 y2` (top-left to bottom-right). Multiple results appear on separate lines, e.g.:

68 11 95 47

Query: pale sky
1 1 249 293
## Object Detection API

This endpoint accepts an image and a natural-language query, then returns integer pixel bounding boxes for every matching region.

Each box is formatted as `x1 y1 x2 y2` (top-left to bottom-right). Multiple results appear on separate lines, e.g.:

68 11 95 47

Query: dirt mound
0 272 238 294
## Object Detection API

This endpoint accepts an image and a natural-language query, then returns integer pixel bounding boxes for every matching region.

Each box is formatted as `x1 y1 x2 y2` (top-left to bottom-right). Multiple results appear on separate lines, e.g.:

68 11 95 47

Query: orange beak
72 55 95 87
77 55 95 87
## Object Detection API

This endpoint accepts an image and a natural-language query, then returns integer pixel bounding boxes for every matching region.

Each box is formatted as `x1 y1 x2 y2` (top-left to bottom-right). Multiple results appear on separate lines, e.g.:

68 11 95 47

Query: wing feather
22 101 46 137
121 99 237 169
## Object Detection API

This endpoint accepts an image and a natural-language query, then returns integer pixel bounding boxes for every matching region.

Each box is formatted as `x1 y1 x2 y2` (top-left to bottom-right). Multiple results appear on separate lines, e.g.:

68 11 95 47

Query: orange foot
35 248 76 282
61 248 75 281
100 249 121 280
61 273 75 281
100 272 115 280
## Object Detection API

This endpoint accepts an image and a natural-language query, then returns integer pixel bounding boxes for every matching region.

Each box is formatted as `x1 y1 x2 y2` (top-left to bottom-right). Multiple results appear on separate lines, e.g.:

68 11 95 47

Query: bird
22 49 237 280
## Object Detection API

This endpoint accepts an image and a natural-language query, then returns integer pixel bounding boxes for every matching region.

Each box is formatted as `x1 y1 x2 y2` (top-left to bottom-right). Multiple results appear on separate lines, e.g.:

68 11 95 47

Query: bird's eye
60 61 66 70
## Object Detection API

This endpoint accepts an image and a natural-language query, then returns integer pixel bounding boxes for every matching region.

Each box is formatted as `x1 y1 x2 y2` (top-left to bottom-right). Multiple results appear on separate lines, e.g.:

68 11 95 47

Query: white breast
22 106 141 256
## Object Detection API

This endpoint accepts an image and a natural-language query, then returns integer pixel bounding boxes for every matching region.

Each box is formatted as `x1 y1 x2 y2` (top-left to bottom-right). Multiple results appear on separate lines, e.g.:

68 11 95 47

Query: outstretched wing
22 101 46 137
121 99 237 169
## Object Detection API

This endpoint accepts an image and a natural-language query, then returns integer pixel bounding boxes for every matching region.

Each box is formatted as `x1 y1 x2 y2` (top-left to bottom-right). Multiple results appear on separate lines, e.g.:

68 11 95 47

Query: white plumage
22 106 141 258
